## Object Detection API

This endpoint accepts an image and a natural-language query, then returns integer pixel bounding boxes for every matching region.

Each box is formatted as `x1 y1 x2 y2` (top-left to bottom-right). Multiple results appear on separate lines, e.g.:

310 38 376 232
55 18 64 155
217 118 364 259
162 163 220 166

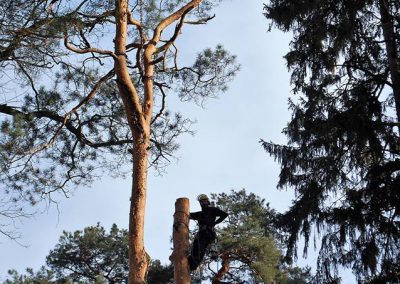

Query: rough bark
115 0 146 134
0 0 232 282
379 0 400 123
114 1 204 283
115 1 150 283
170 198 191 284
128 137 149 284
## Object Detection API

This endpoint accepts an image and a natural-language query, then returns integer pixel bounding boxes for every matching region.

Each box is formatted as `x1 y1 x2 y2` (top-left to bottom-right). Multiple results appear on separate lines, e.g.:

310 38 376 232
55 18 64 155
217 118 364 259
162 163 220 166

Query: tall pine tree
0 1 239 282
4 224 173 284
199 190 312 284
263 0 400 283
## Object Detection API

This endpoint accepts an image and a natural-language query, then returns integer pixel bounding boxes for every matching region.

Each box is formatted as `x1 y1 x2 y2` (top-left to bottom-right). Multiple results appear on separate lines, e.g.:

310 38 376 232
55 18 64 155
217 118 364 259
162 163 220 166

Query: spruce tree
263 1 400 282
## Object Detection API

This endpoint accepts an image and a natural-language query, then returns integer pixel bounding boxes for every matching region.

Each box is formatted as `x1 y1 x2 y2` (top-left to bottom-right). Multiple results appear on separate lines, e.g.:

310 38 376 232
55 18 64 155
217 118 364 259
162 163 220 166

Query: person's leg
188 234 200 270
189 230 216 271
197 230 216 264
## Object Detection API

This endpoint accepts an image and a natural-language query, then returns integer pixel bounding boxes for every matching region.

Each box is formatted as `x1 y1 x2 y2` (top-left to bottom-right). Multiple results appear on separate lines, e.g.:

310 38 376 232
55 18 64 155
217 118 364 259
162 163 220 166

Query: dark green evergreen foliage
146 260 173 284
46 224 128 283
0 0 239 227
276 266 313 284
263 0 400 282
213 190 280 283
175 45 239 102
0 0 59 69
4 266 76 284
4 224 173 284
212 189 277 240
5 267 53 284
200 190 311 284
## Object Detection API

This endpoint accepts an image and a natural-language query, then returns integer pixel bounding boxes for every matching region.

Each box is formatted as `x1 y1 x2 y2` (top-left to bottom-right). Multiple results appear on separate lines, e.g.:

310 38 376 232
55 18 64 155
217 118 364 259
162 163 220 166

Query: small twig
184 14 216 25
151 82 168 124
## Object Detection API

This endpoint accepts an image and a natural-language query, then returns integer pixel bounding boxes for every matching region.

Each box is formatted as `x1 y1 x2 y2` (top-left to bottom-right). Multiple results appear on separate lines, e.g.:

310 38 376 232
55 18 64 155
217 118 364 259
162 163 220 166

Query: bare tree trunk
113 0 205 282
114 0 150 282
379 0 400 123
170 198 191 284
128 135 150 284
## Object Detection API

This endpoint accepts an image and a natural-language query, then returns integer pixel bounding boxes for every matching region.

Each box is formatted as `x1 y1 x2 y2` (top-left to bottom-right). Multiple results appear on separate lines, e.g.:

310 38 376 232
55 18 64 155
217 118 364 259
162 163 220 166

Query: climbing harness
190 221 221 265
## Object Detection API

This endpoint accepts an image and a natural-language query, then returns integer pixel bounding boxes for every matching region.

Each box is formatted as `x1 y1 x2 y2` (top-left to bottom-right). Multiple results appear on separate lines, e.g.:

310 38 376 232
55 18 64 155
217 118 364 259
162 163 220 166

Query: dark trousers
189 229 216 270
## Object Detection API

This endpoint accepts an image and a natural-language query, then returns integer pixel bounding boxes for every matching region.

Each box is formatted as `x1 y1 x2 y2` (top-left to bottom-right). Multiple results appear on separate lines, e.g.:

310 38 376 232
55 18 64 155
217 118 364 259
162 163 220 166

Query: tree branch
68 69 115 114
184 14 215 25
151 0 202 44
151 82 168 125
0 103 132 152
154 9 191 55
15 61 41 110
64 32 117 59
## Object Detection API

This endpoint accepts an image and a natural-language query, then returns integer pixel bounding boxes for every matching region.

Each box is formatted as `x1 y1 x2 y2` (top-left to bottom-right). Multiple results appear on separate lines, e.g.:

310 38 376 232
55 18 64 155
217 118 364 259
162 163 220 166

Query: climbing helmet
197 194 209 202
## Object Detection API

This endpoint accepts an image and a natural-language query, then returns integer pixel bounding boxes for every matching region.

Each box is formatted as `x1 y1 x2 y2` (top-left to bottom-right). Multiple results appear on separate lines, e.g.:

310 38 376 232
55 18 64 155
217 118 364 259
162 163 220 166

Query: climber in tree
188 194 228 271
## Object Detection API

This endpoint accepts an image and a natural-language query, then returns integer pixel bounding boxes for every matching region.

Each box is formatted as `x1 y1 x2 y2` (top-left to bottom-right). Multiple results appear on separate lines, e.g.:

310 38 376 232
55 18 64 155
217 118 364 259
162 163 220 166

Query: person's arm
190 211 201 220
213 208 228 225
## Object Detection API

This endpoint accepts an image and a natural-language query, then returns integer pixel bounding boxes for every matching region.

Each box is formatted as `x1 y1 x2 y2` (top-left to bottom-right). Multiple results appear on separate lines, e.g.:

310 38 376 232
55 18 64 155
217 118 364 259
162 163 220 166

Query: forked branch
151 0 202 44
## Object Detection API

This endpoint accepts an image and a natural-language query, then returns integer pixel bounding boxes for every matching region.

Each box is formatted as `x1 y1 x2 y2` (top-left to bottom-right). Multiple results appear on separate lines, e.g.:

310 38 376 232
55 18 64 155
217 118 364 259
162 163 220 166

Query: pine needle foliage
202 190 311 284
3 224 173 284
0 0 239 241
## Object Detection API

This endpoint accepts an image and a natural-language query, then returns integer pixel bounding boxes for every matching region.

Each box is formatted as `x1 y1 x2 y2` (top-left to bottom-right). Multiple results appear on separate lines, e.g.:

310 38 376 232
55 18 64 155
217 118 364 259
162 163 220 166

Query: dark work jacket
190 206 228 230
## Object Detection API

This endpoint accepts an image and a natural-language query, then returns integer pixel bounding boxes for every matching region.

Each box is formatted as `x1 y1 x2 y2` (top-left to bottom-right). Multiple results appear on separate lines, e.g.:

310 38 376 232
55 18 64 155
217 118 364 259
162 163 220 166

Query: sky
0 0 341 281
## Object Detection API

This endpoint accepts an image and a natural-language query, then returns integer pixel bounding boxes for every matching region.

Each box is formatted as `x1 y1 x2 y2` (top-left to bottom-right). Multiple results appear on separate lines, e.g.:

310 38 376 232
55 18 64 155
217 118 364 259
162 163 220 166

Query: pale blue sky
0 0 342 281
